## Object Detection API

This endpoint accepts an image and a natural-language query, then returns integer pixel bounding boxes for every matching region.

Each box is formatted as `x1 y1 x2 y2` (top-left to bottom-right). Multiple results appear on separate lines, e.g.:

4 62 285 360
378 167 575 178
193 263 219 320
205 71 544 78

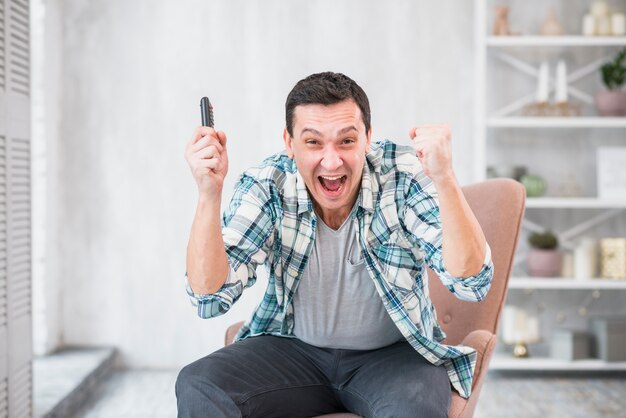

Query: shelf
526 198 626 209
487 117 626 128
487 36 626 47
509 278 626 289
491 355 626 371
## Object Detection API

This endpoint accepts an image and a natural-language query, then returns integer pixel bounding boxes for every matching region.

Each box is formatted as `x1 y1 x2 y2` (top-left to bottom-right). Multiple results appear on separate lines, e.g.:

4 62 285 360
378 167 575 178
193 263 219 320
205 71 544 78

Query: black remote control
200 97 214 127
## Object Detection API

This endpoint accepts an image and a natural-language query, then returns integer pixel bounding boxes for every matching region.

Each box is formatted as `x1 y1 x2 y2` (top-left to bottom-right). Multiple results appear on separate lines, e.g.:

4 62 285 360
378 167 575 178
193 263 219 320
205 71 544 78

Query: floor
69 370 626 418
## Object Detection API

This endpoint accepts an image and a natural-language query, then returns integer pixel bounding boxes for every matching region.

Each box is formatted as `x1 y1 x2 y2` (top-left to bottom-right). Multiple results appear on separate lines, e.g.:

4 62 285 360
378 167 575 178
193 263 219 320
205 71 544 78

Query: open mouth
318 175 347 193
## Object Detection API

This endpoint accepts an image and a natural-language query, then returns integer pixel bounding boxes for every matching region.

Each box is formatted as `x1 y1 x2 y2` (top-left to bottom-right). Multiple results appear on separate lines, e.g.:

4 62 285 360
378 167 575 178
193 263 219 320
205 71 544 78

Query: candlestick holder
523 101 551 117
522 101 581 117
553 101 581 117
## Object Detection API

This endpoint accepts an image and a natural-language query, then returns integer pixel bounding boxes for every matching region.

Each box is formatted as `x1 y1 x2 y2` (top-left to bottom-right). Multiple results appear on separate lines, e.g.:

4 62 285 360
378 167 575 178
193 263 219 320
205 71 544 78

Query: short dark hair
285 72 371 137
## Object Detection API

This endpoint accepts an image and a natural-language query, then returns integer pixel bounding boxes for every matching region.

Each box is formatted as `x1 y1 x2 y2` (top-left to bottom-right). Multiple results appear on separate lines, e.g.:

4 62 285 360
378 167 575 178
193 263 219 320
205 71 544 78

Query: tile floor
69 370 626 418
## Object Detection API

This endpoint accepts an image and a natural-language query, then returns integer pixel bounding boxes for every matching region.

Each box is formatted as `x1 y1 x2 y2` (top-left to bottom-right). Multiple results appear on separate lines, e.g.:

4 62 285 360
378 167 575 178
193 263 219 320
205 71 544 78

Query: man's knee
176 360 242 418
176 357 231 396
175 363 198 398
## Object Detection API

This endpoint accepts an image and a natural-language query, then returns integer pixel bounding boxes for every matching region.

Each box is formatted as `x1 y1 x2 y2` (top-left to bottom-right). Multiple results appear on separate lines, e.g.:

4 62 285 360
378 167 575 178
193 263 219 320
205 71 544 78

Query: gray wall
42 0 477 368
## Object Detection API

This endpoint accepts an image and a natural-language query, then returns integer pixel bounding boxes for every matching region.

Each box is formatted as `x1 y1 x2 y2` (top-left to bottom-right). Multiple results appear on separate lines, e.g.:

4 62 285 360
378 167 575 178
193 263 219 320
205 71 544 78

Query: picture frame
597 147 626 199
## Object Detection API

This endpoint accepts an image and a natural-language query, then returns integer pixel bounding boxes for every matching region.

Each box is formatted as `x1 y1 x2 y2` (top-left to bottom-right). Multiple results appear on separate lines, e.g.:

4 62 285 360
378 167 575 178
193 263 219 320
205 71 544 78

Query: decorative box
600 238 626 279
550 329 590 361
590 317 626 362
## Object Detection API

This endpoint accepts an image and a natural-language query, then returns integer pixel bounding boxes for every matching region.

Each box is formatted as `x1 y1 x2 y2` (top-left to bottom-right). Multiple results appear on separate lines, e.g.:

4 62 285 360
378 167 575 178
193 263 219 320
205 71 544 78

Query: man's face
283 99 371 218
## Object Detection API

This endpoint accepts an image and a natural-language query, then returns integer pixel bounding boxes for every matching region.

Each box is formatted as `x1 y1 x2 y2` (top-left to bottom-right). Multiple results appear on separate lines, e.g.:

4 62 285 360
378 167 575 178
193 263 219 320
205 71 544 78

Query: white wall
44 0 479 368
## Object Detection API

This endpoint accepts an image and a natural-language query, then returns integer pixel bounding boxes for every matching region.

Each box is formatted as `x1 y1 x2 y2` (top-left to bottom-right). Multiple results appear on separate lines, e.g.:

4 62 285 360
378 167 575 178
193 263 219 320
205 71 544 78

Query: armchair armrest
225 320 245 346
461 329 497 387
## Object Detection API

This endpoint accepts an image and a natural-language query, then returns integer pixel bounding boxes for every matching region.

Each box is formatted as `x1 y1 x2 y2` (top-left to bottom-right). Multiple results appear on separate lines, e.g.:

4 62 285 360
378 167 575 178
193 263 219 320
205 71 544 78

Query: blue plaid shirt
185 140 493 399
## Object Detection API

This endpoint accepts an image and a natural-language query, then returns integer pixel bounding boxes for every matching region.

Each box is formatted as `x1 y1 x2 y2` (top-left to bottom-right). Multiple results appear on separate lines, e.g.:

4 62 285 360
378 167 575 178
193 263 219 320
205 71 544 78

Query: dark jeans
176 335 451 418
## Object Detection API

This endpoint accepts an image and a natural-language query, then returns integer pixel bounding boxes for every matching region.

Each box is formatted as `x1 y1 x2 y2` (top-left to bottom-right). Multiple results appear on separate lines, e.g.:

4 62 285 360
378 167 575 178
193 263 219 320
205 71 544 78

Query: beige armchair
225 178 526 418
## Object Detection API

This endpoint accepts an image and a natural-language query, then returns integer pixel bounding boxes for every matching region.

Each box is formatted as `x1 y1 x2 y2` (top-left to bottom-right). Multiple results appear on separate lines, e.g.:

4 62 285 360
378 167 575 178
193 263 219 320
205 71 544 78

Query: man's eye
305 139 319 145
342 138 355 144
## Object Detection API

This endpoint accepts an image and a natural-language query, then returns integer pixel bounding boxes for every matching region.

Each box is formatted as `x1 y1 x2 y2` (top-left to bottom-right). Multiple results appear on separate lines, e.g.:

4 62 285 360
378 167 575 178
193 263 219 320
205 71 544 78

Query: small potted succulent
595 47 626 116
527 231 562 277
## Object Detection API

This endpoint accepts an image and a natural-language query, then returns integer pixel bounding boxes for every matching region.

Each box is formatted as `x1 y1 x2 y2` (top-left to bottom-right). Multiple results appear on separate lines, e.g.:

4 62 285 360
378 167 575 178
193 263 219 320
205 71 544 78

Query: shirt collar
296 171 313 214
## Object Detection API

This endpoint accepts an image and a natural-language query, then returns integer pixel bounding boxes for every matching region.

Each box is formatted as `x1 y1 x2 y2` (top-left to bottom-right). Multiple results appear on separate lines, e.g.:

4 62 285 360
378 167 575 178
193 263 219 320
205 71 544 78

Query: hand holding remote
185 97 229 197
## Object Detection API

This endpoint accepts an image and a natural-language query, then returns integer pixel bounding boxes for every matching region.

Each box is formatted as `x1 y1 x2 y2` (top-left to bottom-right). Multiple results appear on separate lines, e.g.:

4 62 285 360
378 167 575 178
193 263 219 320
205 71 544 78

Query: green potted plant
595 46 626 116
527 230 562 277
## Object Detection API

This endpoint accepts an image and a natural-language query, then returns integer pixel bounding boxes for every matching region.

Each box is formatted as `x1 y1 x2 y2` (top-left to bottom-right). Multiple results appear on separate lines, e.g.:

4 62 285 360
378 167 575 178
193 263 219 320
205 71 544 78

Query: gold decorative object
513 342 529 358
600 238 626 279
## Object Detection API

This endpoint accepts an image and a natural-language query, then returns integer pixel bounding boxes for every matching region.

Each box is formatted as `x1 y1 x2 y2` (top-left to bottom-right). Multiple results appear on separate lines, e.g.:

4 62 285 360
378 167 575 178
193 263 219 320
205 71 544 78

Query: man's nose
320 148 342 171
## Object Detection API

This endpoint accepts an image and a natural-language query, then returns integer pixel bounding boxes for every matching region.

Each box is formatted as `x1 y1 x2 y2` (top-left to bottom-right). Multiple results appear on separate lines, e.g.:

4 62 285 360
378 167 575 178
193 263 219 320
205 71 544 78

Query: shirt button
443 314 452 324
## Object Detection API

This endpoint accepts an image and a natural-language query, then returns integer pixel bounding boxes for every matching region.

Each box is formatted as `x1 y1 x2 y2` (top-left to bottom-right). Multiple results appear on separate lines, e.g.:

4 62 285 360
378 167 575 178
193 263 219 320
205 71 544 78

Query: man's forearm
433 175 487 278
186 195 230 294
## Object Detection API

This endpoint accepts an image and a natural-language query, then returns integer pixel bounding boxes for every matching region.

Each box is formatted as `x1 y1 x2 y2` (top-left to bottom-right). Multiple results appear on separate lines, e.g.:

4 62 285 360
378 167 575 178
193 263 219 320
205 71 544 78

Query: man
178 72 493 418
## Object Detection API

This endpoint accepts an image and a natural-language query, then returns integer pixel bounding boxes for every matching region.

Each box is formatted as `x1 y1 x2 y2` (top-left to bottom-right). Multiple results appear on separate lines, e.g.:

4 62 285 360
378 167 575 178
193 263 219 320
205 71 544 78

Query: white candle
575 238 597 281
612 13 626 35
582 14 596 36
597 15 612 35
555 60 568 103
501 306 518 344
526 316 540 343
561 251 575 277
514 309 528 343
536 62 549 103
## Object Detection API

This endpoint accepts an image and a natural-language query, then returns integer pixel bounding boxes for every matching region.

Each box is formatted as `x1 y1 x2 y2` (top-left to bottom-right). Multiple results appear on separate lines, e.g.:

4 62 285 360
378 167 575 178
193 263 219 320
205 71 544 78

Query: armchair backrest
428 178 526 346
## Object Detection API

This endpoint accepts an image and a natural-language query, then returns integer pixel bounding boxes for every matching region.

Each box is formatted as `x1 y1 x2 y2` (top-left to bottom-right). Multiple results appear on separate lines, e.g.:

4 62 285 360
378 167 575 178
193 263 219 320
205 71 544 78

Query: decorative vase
595 90 626 116
527 249 563 277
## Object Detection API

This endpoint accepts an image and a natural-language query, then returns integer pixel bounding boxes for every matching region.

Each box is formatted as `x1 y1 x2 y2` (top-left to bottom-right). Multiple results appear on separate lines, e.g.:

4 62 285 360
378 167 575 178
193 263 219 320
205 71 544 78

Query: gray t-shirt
293 207 405 349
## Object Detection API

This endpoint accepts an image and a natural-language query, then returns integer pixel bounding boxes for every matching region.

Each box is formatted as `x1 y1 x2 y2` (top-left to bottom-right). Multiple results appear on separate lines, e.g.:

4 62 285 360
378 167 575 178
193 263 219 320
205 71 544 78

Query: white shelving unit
491 355 626 371
509 277 626 289
526 198 626 209
487 116 626 128
475 0 626 372
487 35 626 47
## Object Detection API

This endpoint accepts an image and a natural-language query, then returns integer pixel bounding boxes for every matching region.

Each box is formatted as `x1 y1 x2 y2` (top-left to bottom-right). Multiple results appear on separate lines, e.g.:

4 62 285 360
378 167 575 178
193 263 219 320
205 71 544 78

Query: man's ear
283 128 294 158
365 127 372 153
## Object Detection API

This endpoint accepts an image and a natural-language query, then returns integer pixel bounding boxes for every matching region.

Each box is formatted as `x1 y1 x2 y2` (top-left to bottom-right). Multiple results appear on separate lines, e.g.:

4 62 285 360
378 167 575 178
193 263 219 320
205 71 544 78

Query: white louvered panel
0 238 5 326
0 121 4 330
0 326 5 390
8 139 29 286
7 0 28 97
0 295 6 328
0 378 7 417
1 0 32 413
0 0 5 91
8 362 31 418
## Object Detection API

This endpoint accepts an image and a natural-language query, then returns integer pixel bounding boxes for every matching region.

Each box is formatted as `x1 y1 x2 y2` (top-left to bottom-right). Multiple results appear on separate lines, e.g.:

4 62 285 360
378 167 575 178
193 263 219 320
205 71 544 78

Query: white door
0 0 32 416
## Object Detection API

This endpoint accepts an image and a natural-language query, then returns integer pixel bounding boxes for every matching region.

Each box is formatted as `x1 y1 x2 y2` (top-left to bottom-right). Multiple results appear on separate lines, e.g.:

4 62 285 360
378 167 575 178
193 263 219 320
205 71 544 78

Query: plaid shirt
185 140 493 399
